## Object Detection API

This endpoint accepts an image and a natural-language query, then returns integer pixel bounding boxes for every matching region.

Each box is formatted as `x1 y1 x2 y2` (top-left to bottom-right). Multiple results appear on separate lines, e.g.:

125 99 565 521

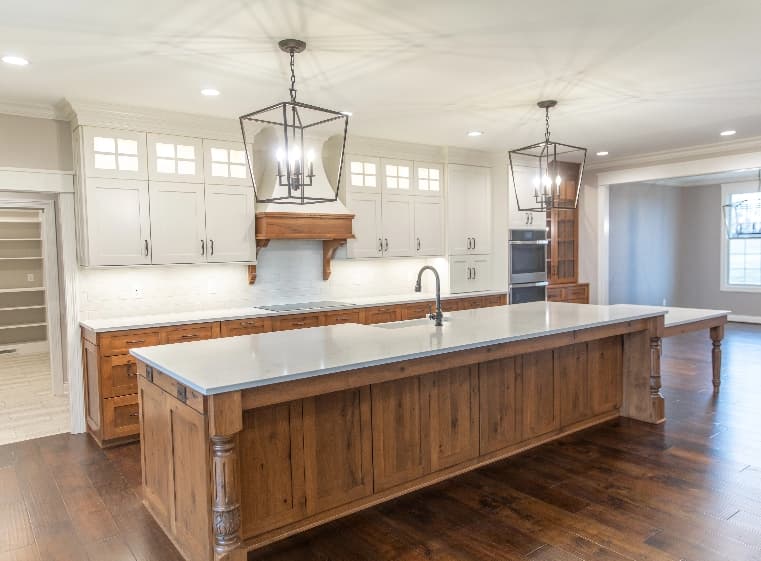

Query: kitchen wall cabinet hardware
414 199 443 256
347 193 383 258
203 139 250 186
450 255 491 293
81 127 148 180
81 293 506 447
381 195 414 257
204 185 256 263
447 164 491 256
147 134 204 183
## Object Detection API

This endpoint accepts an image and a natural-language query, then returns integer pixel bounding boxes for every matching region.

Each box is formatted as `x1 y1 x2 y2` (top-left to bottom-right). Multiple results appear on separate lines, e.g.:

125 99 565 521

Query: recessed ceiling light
341 111 353 116
2 55 29 66
467 131 483 137
596 151 609 156
201 88 220 97
720 130 736 136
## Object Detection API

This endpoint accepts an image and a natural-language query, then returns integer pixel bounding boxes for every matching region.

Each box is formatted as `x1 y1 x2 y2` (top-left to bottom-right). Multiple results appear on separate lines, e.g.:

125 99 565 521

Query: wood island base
136 315 665 561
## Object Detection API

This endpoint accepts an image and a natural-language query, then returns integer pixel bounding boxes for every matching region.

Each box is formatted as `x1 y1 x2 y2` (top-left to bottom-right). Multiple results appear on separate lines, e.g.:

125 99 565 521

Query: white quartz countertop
608 304 729 328
130 302 668 396
80 290 506 333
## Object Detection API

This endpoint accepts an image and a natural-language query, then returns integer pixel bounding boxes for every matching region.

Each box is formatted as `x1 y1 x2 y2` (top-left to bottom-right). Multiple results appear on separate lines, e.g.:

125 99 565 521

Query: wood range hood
248 211 355 284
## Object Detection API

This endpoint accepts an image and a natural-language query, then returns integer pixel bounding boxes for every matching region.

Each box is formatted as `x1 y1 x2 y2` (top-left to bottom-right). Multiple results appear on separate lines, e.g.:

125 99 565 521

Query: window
349 160 377 188
93 136 139 171
416 166 441 193
383 162 410 190
155 142 196 175
723 184 761 290
210 147 247 179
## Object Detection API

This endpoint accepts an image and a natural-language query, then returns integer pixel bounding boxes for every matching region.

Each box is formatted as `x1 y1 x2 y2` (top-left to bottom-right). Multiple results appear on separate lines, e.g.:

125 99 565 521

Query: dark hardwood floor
1 323 760 561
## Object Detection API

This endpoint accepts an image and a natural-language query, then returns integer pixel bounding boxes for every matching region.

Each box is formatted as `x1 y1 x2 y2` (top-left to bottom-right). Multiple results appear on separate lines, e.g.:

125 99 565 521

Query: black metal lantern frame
239 39 349 205
508 100 587 213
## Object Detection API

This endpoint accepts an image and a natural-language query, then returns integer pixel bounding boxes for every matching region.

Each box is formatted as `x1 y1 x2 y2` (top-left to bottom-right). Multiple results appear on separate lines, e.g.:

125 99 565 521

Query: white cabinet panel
413 162 443 198
82 127 147 180
147 134 204 183
450 255 491 294
203 139 251 186
447 164 491 255
86 178 151 265
508 166 545 229
347 156 381 195
348 194 383 258
148 181 206 264
414 199 443 256
205 185 256 262
382 195 414 257
381 158 413 195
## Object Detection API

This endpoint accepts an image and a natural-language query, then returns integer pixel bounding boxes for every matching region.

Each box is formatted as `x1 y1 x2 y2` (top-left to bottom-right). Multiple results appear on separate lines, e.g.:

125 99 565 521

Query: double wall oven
509 229 548 303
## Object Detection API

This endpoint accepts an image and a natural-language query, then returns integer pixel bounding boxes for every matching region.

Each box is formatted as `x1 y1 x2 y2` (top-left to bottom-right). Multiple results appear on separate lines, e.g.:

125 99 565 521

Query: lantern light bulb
307 149 315 162
555 175 562 186
276 148 285 162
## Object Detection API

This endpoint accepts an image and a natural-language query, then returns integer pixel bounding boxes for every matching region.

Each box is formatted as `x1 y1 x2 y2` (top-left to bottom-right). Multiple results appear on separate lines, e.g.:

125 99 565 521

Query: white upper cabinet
147 134 204 183
203 139 251 186
347 156 381 194
381 195 415 257
82 127 147 180
348 193 383 258
413 162 443 198
148 182 207 264
414 199 443 256
381 159 413 195
204 185 256 263
508 165 546 229
447 164 491 255
85 178 151 265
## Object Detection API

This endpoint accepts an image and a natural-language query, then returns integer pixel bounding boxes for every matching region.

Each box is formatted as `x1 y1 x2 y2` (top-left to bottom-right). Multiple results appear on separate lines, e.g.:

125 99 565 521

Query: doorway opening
0 205 68 444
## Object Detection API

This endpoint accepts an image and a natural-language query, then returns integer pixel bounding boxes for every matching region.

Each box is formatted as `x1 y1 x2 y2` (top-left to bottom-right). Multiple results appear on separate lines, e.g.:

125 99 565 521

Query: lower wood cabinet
478 358 520 454
520 351 560 440
83 293 507 447
547 283 590 304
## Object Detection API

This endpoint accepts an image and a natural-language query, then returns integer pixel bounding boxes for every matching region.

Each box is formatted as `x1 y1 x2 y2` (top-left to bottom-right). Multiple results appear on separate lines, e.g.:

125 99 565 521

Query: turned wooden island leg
710 324 724 391
208 392 245 561
622 317 666 424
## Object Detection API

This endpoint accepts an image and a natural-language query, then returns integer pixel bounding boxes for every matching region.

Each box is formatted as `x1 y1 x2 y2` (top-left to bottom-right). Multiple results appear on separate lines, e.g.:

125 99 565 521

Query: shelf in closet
0 322 47 330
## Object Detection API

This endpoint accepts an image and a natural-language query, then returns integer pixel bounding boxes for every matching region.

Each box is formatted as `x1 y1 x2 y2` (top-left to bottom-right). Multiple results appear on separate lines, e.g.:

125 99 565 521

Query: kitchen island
131 302 668 561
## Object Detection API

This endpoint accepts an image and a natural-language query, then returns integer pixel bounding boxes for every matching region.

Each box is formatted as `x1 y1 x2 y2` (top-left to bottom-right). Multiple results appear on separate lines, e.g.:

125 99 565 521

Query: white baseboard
728 314 761 324
0 341 49 355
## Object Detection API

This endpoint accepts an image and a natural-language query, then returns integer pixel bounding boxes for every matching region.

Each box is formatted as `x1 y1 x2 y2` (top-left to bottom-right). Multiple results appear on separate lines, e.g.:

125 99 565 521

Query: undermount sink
375 316 451 329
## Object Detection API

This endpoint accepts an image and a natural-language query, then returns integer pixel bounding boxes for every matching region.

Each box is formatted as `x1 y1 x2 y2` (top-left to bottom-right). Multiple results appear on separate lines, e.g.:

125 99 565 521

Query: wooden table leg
710 324 725 391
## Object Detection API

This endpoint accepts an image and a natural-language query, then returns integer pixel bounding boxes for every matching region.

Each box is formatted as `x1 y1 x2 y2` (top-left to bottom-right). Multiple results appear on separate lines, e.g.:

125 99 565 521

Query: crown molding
0 167 74 193
0 99 64 120
60 99 242 141
587 135 761 173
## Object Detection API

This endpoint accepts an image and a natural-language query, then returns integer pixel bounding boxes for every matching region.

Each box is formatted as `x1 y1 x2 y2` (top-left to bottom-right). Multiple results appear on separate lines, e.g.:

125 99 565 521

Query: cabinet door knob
201 239 205 255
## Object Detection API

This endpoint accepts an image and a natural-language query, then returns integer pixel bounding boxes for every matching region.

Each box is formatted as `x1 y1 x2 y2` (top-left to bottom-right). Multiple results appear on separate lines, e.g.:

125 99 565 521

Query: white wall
0 114 72 170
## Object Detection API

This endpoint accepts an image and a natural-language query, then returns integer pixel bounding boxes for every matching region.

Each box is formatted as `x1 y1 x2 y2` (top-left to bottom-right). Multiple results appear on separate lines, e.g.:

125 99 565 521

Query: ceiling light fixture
2 55 29 66
467 131 483 137
508 100 587 212
239 39 349 204
596 151 609 156
201 88 220 96
720 130 736 137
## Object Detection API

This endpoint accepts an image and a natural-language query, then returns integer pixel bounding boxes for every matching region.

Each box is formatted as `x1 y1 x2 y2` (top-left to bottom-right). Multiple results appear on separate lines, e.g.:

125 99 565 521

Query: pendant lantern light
240 39 349 204
508 100 587 212
723 169 761 238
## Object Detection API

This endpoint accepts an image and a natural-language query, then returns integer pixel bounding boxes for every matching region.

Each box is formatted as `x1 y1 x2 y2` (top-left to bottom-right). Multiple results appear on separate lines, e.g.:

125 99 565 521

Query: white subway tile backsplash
78 241 445 320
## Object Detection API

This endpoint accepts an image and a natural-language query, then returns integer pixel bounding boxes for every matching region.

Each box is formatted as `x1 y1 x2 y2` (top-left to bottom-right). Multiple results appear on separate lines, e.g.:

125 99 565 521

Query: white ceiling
2 0 761 159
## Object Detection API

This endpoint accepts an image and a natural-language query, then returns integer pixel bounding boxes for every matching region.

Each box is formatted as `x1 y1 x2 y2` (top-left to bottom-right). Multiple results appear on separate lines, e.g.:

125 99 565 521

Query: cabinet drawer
565 284 589 303
546 287 565 302
482 294 506 308
101 354 138 398
163 323 216 344
102 394 140 440
221 317 273 337
273 313 321 331
460 297 484 310
100 330 162 356
362 306 402 324
441 298 466 312
323 309 362 326
403 302 433 320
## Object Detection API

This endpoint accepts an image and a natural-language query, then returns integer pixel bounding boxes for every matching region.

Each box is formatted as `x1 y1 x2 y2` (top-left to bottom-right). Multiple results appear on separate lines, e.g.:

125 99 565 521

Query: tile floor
0 352 69 445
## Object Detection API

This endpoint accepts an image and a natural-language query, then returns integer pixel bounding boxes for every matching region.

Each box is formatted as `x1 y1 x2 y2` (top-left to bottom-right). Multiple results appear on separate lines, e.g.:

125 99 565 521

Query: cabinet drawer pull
125 339 145 345
378 238 383 253
126 364 137 377
201 239 205 255
210 239 214 256
144 239 149 257
129 412 139 418
384 238 389 251
416 237 421 251
292 321 306 327
180 333 199 339
238 321 260 327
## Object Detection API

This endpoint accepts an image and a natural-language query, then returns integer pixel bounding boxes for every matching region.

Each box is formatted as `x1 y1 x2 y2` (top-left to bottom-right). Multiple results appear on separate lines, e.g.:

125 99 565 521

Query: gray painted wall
676 184 761 316
609 183 682 306
0 114 72 170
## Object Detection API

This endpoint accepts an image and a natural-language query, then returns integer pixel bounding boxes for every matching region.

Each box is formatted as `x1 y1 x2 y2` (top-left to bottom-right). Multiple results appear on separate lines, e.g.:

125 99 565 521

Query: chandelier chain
545 107 551 144
289 51 297 102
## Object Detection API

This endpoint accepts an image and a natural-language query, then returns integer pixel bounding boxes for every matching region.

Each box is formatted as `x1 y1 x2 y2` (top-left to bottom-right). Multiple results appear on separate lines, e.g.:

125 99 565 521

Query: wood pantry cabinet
74 126 256 266
345 156 444 258
82 293 507 447
136 319 636 561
